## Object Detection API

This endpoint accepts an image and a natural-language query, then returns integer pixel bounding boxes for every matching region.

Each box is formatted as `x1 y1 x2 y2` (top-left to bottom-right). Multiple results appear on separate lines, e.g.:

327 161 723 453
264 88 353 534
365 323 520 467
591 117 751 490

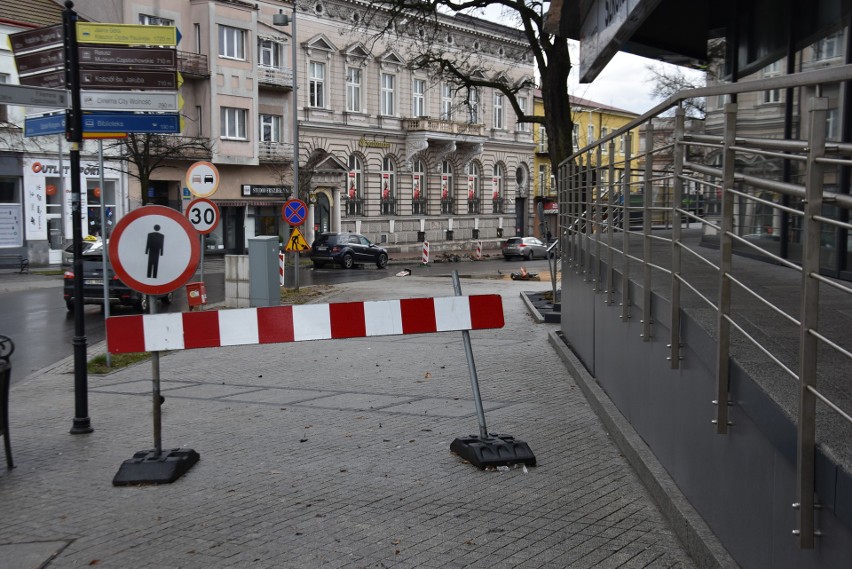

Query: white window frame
139 14 173 26
493 92 504 129
348 155 363 198
346 66 362 113
380 72 396 116
220 107 247 140
468 87 480 124
587 124 595 145
601 127 609 154
259 114 281 142
258 39 281 68
412 78 426 117
763 61 782 104
219 25 246 60
815 31 842 60
517 96 529 132
539 164 548 194
381 156 396 198
441 83 453 120
492 164 504 199
827 108 840 140
538 125 548 152
309 61 326 108
573 124 580 151
467 162 480 197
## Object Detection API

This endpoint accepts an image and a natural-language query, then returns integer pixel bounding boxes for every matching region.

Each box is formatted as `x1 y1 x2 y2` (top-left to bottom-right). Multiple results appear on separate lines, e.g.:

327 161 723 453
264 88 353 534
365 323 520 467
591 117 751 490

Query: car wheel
136 295 149 313
66 300 74 312
341 252 354 269
376 253 388 269
159 292 173 305
525 250 533 261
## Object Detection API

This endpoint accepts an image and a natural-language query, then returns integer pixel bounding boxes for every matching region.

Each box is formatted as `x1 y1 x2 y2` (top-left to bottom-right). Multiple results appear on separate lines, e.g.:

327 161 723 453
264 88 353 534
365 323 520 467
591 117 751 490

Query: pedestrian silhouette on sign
146 224 165 278
290 232 301 250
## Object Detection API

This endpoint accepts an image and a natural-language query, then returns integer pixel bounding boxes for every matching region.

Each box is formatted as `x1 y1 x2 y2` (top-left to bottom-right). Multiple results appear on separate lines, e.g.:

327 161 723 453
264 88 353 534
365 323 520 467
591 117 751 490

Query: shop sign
241 184 291 197
358 137 391 149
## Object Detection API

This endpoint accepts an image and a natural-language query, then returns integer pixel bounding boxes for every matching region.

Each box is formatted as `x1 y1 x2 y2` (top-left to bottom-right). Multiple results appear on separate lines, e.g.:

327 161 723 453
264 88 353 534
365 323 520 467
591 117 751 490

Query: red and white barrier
106 294 504 354
475 240 482 259
421 241 430 264
279 251 285 286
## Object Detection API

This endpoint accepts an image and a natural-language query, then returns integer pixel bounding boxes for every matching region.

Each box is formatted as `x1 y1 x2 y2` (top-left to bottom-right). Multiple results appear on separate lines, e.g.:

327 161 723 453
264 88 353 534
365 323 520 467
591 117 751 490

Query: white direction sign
0 84 67 108
186 161 220 198
184 198 220 235
80 90 180 112
109 206 200 296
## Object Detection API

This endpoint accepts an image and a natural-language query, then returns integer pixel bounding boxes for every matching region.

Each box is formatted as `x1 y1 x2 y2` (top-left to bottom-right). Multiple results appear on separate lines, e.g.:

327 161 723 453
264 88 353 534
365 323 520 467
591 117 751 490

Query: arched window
441 160 453 214
466 162 481 214
412 159 427 215
381 156 396 215
347 154 363 216
492 163 505 213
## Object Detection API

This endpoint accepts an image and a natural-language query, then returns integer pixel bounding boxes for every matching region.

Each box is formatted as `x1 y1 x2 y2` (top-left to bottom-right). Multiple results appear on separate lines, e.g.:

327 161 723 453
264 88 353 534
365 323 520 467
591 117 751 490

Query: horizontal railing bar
734 136 808 153
728 232 804 270
815 156 852 167
812 215 852 232
685 161 723 178
647 261 672 275
679 173 724 190
683 134 723 145
810 272 852 296
679 139 723 150
731 145 809 162
677 240 721 270
808 329 852 363
806 385 852 424
737 172 806 199
727 273 801 327
722 313 799 380
675 273 719 310
728 188 806 217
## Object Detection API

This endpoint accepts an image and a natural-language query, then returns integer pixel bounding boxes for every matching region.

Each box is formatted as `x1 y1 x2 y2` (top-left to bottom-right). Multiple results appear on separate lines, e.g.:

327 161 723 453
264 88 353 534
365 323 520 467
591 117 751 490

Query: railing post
642 122 654 341
795 97 827 550
714 102 738 435
670 108 686 367
606 140 616 305
584 150 595 282
621 132 633 322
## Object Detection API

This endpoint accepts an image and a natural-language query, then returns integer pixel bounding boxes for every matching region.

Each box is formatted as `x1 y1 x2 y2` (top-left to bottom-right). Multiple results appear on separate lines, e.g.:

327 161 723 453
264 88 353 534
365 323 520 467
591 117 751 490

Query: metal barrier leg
2 361 13 469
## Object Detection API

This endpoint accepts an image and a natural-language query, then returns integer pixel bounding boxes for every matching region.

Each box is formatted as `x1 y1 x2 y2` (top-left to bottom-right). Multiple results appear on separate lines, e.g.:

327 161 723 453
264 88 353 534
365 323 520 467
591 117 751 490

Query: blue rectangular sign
82 113 180 134
25 113 65 137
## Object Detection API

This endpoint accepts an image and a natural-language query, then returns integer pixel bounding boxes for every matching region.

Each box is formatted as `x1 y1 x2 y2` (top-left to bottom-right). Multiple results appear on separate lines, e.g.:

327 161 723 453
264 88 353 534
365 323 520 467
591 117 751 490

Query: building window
441 83 453 120
441 160 453 214
259 114 281 142
220 107 247 139
412 159 427 214
493 92 504 129
538 125 548 153
815 31 842 61
587 124 595 145
219 25 246 60
762 60 782 104
412 78 426 117
259 39 281 68
195 105 203 137
309 61 325 108
573 124 580 151
346 67 361 113
346 155 363 216
517 97 529 131
380 72 395 116
601 127 609 153
827 108 840 140
139 14 173 26
194 23 202 53
763 89 781 104
492 163 505 213
381 156 396 215
0 73 8 122
468 87 480 124
467 162 480 214
619 134 626 154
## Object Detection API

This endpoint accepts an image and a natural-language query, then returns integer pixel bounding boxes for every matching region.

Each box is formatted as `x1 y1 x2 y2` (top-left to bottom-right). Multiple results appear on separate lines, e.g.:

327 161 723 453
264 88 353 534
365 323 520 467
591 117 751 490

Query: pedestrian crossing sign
285 227 310 252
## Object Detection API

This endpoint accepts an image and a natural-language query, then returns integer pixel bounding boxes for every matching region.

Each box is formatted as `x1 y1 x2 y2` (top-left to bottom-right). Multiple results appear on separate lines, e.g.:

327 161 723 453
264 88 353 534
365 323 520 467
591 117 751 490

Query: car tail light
64 271 74 279
331 245 341 253
518 243 527 248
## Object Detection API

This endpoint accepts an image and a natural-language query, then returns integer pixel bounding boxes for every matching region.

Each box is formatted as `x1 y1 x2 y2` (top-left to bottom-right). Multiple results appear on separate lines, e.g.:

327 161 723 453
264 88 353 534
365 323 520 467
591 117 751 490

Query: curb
547 330 740 569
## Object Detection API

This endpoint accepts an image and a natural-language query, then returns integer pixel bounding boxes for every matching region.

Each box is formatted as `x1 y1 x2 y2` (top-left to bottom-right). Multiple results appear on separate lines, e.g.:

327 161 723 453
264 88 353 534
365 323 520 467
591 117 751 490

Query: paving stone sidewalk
0 276 697 568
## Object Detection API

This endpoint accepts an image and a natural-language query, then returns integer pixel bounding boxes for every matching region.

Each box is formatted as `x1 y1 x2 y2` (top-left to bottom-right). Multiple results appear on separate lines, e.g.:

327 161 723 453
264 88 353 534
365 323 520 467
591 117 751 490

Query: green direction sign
76 23 179 46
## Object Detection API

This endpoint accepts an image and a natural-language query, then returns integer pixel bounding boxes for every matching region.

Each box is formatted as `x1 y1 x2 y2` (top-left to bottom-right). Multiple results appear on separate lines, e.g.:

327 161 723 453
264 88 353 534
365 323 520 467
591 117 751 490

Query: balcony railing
412 198 427 215
345 197 363 217
441 196 454 214
403 118 485 137
380 196 396 216
258 65 293 89
258 141 294 162
467 197 481 214
177 51 209 78
492 197 505 214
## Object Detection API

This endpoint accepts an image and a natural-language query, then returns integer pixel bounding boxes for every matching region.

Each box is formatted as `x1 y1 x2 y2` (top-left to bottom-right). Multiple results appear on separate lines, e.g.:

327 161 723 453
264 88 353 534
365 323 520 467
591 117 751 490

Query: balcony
345 197 363 217
412 198 428 215
258 141 294 163
177 51 209 78
403 118 485 137
258 66 293 90
492 197 505 214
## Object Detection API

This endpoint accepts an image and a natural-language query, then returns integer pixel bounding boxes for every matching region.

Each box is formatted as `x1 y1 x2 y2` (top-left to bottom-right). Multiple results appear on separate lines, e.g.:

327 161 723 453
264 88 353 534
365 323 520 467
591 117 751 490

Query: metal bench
0 254 29 274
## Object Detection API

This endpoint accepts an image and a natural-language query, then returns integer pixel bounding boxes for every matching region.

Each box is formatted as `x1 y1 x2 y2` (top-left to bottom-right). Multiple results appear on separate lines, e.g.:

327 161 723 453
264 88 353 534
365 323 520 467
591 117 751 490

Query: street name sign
109 205 200 296
77 23 180 47
18 69 65 89
9 24 62 54
0 84 67 108
80 69 179 90
78 46 177 68
81 90 181 112
14 47 64 76
82 112 180 134
24 113 65 136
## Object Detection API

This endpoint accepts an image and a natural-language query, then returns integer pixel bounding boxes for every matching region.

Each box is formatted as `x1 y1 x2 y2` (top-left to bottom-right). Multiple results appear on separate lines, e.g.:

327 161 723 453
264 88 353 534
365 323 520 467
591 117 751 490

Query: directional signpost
80 69 180 90
0 84 67 108
24 113 65 136
82 112 180 134
283 199 309 290
109 205 200 485
78 46 177 67
81 91 181 112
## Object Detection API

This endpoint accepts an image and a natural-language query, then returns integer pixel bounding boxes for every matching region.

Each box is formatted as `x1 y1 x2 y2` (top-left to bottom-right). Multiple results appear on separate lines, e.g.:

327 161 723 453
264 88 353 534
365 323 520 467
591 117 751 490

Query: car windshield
506 238 523 245
315 233 346 245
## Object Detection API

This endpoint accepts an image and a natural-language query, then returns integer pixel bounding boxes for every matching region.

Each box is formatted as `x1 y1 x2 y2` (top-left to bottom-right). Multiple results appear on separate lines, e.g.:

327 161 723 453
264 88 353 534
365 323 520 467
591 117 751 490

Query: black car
310 232 389 269
63 243 172 312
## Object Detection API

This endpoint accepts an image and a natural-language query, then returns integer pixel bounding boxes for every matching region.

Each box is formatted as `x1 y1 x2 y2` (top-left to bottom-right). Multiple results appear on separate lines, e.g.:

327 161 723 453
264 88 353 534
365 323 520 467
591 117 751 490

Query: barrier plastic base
450 434 536 469
112 448 199 486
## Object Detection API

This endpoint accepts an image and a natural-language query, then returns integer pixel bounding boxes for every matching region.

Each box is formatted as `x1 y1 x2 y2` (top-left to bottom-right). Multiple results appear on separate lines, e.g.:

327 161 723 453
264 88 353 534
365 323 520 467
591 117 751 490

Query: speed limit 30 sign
185 198 220 234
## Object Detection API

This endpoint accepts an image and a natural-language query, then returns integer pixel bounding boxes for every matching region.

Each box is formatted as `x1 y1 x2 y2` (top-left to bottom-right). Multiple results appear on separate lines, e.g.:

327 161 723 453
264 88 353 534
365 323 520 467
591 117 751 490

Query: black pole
64 1 92 434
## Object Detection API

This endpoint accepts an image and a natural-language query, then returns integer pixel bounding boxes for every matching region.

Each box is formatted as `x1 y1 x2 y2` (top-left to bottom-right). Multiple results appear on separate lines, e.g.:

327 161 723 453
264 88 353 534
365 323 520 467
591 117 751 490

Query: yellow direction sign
77 23 179 46
285 227 310 252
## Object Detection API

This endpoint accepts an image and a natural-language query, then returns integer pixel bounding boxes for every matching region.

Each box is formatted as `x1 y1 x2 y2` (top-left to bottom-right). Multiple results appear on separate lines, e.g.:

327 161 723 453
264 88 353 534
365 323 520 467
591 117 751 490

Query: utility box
248 236 279 307
185 282 207 307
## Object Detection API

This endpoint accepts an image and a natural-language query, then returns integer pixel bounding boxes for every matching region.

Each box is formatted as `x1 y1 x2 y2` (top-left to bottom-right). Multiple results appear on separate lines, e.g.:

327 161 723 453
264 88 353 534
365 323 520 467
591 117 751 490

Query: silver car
502 236 548 260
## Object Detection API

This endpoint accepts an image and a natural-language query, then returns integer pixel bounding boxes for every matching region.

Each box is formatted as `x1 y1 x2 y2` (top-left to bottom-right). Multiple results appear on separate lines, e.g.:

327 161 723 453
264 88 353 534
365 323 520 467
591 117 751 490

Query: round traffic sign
185 198 220 234
109 206 200 296
282 198 308 226
186 161 220 198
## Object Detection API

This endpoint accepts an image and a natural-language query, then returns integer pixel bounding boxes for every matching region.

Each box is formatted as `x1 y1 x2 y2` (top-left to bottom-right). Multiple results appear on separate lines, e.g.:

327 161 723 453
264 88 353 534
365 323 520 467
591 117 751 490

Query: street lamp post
273 6 299 205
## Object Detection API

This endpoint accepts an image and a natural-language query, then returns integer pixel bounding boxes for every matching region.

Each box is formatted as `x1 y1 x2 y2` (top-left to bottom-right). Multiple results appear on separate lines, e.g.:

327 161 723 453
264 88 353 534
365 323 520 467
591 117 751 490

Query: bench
0 254 29 274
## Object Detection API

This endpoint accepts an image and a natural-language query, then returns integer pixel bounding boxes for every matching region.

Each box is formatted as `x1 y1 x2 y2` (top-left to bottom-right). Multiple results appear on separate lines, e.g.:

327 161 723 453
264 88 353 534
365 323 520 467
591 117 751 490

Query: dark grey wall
560 260 852 569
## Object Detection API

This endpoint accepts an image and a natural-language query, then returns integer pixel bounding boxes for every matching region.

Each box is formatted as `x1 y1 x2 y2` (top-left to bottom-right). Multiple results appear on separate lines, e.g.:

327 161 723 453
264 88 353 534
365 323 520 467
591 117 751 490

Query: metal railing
557 63 852 550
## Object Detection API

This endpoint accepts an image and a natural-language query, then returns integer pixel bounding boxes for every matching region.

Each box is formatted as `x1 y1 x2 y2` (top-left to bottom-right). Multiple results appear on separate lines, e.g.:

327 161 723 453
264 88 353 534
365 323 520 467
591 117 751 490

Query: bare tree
353 0 574 171
646 64 707 118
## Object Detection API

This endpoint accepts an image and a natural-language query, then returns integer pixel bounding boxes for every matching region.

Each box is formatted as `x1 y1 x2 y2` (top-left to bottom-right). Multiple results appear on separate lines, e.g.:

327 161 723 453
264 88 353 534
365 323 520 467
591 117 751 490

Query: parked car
502 237 549 260
61 237 101 266
62 242 172 312
310 232 388 269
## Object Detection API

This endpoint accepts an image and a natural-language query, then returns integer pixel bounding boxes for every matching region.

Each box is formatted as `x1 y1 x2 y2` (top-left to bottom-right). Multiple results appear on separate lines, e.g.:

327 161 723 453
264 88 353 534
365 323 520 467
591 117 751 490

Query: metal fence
557 63 852 549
